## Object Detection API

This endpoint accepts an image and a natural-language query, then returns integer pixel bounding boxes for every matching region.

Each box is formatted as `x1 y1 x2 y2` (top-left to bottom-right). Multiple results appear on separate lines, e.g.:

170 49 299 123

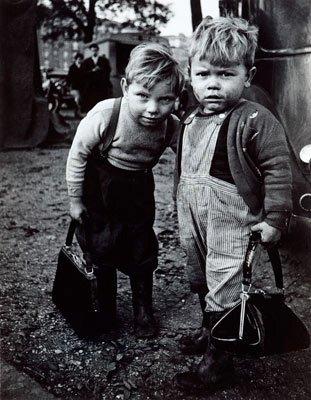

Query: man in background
81 43 112 112
67 52 84 118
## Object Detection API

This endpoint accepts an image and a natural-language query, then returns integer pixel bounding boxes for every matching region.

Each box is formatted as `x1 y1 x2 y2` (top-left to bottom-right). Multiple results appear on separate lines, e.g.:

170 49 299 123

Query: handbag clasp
84 266 94 275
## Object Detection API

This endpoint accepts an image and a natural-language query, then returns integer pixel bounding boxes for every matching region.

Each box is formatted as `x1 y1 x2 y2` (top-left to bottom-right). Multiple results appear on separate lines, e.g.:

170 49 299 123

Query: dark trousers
76 159 158 276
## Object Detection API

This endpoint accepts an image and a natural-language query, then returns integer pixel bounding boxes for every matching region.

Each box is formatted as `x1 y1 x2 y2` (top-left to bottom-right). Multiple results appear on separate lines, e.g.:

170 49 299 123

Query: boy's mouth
205 96 223 101
141 116 161 124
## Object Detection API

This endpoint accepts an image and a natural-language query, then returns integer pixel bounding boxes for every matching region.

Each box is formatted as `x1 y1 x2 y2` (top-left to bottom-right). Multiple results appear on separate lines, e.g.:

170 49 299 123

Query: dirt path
0 141 310 400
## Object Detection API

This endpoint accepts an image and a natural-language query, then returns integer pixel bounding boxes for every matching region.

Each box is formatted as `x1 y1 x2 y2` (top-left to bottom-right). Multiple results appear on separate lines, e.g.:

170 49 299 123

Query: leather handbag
211 233 310 356
52 219 103 337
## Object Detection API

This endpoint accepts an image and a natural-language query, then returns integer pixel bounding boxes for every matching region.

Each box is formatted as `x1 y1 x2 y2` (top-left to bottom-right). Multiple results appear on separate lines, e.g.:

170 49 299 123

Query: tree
190 0 202 31
219 0 239 17
37 0 172 43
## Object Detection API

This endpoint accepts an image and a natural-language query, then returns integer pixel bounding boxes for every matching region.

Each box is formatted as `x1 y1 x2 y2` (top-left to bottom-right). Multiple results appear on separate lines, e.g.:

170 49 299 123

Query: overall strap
177 99 248 177
149 114 177 168
100 97 122 154
176 107 199 177
163 114 175 149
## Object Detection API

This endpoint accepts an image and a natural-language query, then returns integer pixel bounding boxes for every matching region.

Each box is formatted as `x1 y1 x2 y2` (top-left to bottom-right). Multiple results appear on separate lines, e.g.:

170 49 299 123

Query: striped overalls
177 112 261 312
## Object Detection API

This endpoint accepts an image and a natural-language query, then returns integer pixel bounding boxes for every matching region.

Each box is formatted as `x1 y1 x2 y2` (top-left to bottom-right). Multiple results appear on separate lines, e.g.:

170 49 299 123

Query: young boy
66 43 184 338
174 17 292 389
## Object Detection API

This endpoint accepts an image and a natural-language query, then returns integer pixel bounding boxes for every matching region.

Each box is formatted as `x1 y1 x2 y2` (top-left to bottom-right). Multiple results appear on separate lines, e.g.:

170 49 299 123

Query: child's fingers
70 211 82 223
77 209 87 224
251 222 281 244
69 206 84 224
261 232 274 244
250 222 264 232
261 229 281 245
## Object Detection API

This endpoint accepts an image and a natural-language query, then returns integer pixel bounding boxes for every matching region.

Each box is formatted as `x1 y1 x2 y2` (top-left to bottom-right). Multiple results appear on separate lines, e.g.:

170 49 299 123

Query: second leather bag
211 233 310 356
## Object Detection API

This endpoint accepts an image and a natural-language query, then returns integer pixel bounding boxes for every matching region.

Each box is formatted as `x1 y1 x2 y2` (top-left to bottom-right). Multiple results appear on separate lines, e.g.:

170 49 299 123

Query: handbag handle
64 217 94 270
267 246 284 290
243 232 284 290
65 218 77 246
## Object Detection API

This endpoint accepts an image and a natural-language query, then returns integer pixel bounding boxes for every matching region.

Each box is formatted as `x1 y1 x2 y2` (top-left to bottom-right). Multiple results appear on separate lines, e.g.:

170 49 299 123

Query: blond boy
66 43 184 338
175 17 292 390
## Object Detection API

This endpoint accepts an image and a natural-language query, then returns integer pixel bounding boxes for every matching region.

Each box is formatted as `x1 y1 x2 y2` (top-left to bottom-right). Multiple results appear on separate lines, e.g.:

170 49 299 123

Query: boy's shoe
133 304 158 339
130 272 158 339
174 344 234 392
178 311 223 355
178 326 209 354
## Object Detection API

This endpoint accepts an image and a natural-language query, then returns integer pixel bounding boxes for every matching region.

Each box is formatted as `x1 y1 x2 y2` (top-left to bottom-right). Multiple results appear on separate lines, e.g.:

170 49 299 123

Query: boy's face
121 78 176 128
190 56 256 114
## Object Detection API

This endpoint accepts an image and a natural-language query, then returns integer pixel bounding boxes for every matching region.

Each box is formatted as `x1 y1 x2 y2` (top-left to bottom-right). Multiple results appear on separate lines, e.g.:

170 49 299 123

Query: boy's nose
146 100 158 114
206 77 221 90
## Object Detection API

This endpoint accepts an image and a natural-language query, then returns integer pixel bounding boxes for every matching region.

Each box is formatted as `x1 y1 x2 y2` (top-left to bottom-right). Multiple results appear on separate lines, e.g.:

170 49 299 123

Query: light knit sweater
66 98 179 197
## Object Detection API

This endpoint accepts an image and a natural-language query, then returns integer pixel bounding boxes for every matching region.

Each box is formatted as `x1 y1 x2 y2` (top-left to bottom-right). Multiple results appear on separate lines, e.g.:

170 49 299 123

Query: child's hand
69 197 87 224
251 222 281 245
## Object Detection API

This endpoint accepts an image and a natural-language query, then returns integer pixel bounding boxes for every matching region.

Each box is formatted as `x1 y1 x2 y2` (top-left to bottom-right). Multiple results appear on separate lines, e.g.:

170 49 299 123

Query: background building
38 28 170 97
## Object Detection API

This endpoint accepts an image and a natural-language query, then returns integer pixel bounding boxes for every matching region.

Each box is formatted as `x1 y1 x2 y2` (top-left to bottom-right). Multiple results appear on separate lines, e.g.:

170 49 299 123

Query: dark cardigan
175 100 293 233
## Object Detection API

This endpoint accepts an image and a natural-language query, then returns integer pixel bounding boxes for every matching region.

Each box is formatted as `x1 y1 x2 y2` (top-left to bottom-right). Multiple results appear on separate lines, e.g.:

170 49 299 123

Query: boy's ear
120 78 129 97
244 66 256 88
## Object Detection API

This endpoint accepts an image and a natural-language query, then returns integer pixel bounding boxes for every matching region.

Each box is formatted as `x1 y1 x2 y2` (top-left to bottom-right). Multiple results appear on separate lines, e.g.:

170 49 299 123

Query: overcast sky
158 0 219 36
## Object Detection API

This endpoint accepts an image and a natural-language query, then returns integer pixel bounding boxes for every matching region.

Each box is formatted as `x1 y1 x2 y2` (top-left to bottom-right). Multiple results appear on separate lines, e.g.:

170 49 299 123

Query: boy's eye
160 97 174 103
219 71 234 77
137 93 149 99
196 71 208 77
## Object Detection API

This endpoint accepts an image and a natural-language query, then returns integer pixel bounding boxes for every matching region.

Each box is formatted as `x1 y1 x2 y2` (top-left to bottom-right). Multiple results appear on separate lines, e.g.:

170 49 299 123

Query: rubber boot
175 313 234 392
179 293 210 355
130 272 157 339
175 343 234 392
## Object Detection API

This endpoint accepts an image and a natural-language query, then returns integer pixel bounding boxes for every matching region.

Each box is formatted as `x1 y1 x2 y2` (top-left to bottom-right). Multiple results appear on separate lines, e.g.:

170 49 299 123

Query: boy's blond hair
189 17 258 69
125 42 184 95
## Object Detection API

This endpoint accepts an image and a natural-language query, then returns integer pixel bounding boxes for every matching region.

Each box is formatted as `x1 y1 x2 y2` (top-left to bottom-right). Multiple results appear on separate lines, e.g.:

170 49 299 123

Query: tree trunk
219 0 239 17
0 0 49 148
190 0 202 31
85 0 97 43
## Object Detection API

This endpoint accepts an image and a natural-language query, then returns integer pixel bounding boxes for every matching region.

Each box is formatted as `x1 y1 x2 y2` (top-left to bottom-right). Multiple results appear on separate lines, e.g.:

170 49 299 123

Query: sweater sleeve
66 109 109 197
255 119 293 232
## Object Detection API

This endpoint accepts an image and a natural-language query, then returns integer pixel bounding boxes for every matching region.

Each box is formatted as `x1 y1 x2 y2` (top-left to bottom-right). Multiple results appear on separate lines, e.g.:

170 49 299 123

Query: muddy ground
0 114 310 400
